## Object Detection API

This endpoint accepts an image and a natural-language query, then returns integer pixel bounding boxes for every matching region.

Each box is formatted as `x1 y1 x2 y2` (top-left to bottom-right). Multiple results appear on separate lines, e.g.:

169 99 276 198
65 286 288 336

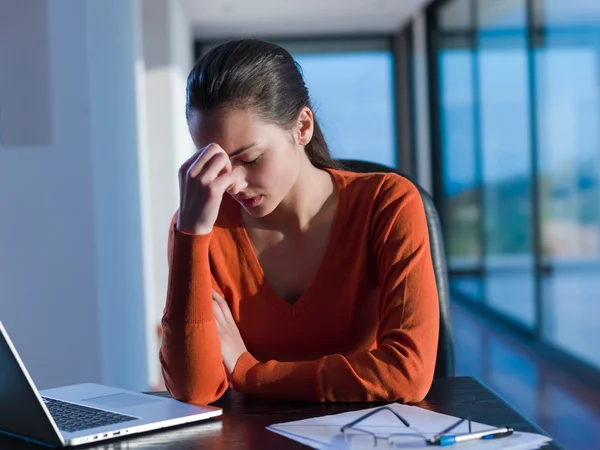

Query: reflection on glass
440 50 481 264
452 302 487 379
543 379 600 448
435 0 600 400
477 0 535 327
293 52 396 167
536 0 600 370
488 337 539 422
437 0 483 302
542 267 600 369
450 277 483 303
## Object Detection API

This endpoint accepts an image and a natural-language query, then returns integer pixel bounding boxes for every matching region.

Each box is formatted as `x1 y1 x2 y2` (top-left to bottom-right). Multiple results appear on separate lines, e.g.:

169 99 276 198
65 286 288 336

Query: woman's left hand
212 289 248 375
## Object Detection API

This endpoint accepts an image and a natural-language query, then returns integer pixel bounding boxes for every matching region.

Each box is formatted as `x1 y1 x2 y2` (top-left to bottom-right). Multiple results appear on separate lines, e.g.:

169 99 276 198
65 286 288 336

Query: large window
432 0 600 371
437 0 483 302
534 0 600 369
477 0 536 328
198 39 397 168
292 44 396 167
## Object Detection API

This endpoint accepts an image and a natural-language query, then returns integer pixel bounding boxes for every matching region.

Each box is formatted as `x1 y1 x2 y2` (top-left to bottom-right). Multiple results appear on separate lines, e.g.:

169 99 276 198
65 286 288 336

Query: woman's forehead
188 108 280 153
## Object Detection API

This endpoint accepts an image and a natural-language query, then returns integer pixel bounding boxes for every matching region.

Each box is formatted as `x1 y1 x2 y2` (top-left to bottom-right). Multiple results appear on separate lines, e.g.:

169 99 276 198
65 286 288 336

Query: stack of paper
267 403 551 449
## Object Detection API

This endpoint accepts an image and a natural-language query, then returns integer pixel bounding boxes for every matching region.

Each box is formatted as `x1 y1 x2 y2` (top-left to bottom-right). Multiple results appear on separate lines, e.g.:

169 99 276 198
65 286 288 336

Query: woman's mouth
239 196 262 208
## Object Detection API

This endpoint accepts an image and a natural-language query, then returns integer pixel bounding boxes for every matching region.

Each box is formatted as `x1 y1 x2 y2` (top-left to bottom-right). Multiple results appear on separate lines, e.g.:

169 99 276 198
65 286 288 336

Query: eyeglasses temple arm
340 406 411 432
430 417 471 443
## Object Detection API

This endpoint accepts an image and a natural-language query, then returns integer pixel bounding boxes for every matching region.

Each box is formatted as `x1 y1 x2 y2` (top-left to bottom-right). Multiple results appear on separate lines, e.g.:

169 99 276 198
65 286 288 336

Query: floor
451 300 600 450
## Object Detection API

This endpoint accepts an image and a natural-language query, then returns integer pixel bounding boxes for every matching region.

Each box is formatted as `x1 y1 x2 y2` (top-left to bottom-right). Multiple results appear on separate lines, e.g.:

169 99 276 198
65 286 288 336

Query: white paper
267 403 552 449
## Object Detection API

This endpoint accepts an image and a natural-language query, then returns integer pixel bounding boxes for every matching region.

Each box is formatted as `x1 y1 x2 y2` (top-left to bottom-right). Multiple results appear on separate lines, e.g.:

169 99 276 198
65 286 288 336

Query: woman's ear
296 107 314 146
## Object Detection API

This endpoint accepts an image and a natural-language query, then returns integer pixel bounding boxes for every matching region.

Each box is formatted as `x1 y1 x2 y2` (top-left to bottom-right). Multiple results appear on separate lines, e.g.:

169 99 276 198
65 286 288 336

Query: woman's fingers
212 290 236 326
210 171 237 195
188 144 228 179
176 142 234 235
178 147 204 177
199 154 232 187
212 299 227 326
211 290 248 374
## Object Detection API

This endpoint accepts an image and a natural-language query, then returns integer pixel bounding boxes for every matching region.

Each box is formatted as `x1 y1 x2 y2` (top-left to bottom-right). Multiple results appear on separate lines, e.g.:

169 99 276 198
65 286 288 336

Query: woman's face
187 107 305 218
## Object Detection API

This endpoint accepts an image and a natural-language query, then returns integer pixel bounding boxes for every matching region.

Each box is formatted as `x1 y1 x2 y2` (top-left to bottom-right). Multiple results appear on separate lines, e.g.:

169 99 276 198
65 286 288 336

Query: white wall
170 0 196 171
86 0 152 392
0 0 101 389
0 0 52 147
0 0 178 391
142 0 194 389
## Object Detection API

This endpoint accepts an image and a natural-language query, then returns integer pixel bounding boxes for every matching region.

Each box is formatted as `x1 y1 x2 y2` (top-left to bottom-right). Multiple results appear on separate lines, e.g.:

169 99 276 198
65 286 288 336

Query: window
432 0 600 371
291 43 396 167
477 0 536 328
535 0 600 369
437 0 483 302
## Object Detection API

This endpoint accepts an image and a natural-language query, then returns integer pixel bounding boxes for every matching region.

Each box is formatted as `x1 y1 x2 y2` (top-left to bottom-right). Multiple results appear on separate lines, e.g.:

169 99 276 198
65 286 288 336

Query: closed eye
244 156 260 166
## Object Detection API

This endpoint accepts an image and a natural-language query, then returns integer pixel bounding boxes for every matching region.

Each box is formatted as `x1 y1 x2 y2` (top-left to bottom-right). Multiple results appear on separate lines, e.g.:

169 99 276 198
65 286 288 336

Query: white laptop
0 320 222 447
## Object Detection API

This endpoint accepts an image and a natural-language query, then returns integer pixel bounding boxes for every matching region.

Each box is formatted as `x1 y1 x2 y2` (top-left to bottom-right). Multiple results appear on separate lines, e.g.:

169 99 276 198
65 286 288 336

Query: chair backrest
337 159 455 378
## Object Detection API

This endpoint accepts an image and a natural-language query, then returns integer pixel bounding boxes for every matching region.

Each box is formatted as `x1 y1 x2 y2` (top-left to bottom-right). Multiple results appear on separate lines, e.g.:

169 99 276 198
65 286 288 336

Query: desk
0 377 560 449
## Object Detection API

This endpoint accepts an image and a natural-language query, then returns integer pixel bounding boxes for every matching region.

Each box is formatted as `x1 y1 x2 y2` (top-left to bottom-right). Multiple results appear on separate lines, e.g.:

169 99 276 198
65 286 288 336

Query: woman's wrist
176 221 212 236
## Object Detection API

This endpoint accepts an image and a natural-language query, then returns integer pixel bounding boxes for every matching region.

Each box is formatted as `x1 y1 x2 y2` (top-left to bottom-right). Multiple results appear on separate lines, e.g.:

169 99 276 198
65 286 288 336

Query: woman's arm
159 216 229 406
228 179 439 403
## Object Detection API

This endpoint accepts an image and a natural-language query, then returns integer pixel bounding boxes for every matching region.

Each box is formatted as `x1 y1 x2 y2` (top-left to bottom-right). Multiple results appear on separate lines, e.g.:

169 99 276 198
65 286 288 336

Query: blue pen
433 426 514 446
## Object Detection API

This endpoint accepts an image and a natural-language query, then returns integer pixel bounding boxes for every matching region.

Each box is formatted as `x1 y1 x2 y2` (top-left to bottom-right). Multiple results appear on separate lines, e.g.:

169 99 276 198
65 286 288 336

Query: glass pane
450 276 484 303
477 0 535 327
542 379 600 448
437 0 484 302
439 50 481 264
452 302 487 378
536 0 600 370
293 52 396 167
488 336 540 422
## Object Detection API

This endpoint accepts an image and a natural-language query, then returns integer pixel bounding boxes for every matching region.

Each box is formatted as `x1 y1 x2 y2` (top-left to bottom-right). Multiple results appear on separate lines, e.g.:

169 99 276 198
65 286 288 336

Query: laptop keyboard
42 397 137 433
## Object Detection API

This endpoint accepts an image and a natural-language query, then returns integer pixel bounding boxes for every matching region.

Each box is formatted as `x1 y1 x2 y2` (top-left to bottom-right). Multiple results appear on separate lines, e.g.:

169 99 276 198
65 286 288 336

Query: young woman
160 39 439 405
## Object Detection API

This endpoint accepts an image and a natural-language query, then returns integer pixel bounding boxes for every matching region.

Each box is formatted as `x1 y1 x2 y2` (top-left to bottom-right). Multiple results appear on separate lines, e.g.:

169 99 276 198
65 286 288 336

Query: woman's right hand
177 143 241 235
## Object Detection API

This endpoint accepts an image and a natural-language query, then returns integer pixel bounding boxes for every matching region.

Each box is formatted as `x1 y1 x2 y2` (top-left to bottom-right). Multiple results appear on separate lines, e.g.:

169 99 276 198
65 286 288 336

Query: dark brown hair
186 39 341 170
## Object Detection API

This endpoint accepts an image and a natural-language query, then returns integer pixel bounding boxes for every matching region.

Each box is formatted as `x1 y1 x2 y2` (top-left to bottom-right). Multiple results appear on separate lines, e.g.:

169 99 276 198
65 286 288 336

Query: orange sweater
160 169 439 405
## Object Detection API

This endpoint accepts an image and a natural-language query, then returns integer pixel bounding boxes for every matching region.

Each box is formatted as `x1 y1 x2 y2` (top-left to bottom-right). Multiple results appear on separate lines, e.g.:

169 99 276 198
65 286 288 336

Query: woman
160 39 439 405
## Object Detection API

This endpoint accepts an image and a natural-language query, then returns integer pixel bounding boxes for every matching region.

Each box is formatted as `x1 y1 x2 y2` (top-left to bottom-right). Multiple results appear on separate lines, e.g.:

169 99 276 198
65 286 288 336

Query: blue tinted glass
293 52 396 167
439 49 482 267
537 0 600 370
477 0 536 328
488 337 539 421
437 1 484 303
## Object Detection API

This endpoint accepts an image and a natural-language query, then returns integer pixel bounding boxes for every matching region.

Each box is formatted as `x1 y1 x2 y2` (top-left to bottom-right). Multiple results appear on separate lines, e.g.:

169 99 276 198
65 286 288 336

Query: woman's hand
177 143 243 235
212 289 248 375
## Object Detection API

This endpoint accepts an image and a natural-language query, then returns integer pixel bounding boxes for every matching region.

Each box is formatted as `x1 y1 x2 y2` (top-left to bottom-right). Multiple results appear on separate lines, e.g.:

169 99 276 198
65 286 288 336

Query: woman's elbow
405 375 433 403
162 369 228 406
166 381 227 406
387 360 435 403
384 375 432 404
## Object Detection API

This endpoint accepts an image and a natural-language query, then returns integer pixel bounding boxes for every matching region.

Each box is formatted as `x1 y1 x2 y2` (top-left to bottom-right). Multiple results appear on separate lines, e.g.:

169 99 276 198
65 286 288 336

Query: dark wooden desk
0 377 559 449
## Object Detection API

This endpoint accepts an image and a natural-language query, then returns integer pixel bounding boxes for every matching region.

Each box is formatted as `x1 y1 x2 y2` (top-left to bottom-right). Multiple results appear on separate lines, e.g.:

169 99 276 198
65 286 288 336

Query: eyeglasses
340 406 511 448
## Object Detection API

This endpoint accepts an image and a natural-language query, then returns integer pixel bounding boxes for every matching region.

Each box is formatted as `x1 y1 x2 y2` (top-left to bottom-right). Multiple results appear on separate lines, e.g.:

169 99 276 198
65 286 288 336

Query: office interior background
0 0 599 448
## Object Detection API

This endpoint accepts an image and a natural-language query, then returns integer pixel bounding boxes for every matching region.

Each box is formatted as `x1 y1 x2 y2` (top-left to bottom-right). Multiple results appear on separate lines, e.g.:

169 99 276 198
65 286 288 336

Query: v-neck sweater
159 169 439 405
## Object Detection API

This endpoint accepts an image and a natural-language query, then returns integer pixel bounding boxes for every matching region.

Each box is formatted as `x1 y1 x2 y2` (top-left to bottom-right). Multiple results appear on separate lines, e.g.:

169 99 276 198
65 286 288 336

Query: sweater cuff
164 225 213 323
230 352 260 390
231 352 321 401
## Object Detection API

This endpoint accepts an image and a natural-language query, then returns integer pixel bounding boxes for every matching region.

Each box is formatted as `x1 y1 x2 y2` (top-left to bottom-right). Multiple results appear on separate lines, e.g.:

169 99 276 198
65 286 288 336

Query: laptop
0 320 222 447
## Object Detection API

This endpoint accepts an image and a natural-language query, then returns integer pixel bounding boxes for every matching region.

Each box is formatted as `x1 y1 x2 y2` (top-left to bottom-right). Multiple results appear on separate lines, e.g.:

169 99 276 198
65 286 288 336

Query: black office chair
337 159 455 378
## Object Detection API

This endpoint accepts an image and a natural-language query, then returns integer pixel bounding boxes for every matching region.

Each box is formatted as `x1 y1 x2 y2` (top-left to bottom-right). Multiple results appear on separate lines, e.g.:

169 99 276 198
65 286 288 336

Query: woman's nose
228 167 248 196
